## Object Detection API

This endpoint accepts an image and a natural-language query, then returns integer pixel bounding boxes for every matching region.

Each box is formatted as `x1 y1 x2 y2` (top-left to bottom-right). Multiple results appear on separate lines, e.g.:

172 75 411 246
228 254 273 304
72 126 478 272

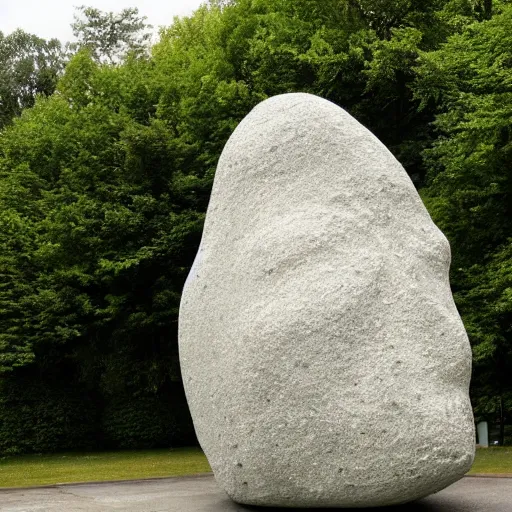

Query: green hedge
0 376 196 455
102 390 195 449
0 378 98 455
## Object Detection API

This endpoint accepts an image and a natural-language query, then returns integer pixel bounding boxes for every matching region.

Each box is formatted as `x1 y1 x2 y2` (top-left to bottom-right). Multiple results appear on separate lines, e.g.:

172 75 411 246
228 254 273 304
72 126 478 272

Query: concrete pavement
1 475 511 511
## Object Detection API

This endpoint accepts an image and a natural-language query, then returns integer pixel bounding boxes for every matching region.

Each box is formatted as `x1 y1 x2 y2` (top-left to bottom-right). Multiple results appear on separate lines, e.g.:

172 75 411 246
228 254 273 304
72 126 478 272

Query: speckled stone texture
178 93 475 508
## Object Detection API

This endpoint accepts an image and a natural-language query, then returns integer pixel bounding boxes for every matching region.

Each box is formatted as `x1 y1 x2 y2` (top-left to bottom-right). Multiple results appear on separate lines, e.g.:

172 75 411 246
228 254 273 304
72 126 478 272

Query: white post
477 421 489 447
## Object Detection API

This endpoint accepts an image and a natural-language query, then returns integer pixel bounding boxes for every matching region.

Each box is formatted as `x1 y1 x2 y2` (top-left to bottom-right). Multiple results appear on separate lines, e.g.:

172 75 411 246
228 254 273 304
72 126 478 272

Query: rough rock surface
178 93 475 508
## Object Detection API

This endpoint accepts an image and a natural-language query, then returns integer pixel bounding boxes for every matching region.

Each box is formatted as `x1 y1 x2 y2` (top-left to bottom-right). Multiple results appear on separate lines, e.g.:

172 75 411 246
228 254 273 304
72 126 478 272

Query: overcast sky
0 0 205 42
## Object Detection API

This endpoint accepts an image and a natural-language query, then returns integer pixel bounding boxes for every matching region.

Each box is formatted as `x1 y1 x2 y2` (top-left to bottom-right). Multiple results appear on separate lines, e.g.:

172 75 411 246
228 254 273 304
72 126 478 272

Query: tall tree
0 30 64 129
71 6 153 63
0 47 203 452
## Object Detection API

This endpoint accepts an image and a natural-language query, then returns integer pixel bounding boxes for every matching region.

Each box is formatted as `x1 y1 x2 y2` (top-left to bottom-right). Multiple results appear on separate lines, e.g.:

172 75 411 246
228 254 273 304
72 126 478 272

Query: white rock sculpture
178 93 475 508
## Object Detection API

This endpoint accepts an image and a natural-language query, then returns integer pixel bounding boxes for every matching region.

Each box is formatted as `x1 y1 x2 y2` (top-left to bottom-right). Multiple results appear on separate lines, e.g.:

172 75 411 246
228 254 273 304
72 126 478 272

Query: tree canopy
0 0 511 452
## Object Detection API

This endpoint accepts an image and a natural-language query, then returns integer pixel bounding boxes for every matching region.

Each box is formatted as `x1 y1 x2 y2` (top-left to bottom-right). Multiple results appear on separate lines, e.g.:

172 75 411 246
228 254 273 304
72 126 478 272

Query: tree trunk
483 0 492 19
499 394 505 446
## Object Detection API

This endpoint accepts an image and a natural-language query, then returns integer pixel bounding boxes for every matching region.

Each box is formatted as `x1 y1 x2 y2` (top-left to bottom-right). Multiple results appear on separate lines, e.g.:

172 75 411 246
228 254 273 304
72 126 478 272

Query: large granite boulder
178 93 475 508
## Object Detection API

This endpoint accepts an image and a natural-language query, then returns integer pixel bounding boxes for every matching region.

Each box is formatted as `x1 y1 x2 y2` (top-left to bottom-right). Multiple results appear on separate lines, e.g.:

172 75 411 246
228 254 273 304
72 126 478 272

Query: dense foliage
0 0 511 453
414 4 512 441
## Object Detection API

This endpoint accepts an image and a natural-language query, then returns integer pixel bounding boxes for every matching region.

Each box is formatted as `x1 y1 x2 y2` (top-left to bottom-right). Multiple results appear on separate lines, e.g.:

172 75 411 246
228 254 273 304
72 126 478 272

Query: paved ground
1 475 511 511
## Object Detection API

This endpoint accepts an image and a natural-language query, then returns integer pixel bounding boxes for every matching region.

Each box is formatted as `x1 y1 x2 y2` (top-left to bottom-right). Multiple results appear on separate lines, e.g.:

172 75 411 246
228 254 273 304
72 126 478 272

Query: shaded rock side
178 93 475 508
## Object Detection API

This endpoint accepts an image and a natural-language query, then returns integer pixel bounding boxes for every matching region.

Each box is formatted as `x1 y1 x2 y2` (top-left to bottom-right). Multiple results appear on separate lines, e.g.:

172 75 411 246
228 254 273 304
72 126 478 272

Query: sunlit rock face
178 93 475 508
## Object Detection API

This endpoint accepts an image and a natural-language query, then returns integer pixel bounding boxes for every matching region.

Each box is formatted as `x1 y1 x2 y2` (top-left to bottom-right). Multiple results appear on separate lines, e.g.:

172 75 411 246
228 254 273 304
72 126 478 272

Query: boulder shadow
231 500 459 512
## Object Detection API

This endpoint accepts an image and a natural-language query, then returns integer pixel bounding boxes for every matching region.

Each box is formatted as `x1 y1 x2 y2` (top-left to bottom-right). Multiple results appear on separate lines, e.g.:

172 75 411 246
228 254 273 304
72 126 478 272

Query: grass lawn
468 447 512 474
0 447 211 488
1 446 511 488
